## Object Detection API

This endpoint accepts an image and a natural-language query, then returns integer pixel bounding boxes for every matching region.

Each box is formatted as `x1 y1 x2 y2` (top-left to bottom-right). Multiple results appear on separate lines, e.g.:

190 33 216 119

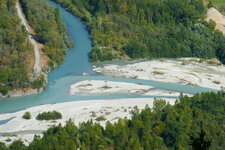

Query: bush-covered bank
1 92 225 149
0 0 33 95
52 0 225 63
19 0 67 67
0 0 72 96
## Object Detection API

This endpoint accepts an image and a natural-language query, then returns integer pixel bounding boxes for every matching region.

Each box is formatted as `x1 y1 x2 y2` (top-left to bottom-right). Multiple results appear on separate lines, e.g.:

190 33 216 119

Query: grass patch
105 112 111 115
2 134 17 137
136 69 144 71
206 59 221 65
153 71 165 75
114 109 120 112
159 58 165 62
101 85 112 89
79 83 92 87
5 138 11 142
208 0 224 3
95 115 106 122
181 62 186 65
90 111 97 118
213 80 220 84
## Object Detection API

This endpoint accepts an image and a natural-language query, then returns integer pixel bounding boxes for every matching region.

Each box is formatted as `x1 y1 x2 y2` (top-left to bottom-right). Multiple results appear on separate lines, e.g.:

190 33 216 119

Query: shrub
90 111 97 118
101 85 112 89
5 138 11 142
32 75 46 89
95 115 106 122
22 112 31 120
0 86 10 96
152 71 165 75
36 111 62 121
213 80 220 84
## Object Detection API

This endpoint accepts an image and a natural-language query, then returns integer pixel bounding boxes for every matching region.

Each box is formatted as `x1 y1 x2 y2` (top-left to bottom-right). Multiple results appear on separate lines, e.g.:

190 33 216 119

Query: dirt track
15 2 41 77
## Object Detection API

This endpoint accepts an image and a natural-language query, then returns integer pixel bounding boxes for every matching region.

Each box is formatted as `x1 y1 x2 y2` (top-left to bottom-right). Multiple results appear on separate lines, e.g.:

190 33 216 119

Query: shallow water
0 0 217 113
0 117 15 126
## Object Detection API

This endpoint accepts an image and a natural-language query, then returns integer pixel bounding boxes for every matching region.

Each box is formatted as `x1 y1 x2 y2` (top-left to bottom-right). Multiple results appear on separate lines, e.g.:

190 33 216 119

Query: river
0 0 217 113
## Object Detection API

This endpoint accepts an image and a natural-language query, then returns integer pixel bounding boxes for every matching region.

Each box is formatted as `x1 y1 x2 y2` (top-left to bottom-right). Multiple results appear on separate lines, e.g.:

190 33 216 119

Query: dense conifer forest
0 92 225 149
53 0 225 63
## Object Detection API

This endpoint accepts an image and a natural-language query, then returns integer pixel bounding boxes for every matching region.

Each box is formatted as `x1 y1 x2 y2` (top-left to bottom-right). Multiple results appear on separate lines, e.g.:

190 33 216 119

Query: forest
0 0 67 95
0 0 32 95
19 0 67 67
52 0 225 63
0 91 225 149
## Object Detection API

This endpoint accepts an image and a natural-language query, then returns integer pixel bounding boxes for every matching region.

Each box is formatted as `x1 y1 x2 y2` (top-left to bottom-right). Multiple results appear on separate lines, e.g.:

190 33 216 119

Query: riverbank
93 58 225 90
0 2 47 98
0 98 176 145
0 1 65 98
0 88 43 98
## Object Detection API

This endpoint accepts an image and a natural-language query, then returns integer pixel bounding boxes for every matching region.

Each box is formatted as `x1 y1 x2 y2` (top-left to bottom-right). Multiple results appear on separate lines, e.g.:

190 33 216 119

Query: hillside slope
206 7 225 34
15 2 41 77
0 0 68 97
53 0 225 64
0 0 33 96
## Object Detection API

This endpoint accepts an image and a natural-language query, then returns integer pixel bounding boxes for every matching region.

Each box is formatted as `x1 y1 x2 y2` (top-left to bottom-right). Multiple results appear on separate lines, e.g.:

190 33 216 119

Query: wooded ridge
53 0 225 63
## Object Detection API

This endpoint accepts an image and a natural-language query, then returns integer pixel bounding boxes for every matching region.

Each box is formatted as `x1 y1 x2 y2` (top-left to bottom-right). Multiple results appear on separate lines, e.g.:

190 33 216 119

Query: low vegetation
31 75 46 90
101 85 112 89
90 111 97 118
36 111 62 121
152 71 165 75
95 115 106 122
4 139 11 142
213 80 220 84
209 0 225 16
22 112 31 120
1 92 225 149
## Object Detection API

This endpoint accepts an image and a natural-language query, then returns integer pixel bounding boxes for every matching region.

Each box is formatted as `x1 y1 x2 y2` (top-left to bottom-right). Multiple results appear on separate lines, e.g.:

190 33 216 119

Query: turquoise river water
0 0 217 113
